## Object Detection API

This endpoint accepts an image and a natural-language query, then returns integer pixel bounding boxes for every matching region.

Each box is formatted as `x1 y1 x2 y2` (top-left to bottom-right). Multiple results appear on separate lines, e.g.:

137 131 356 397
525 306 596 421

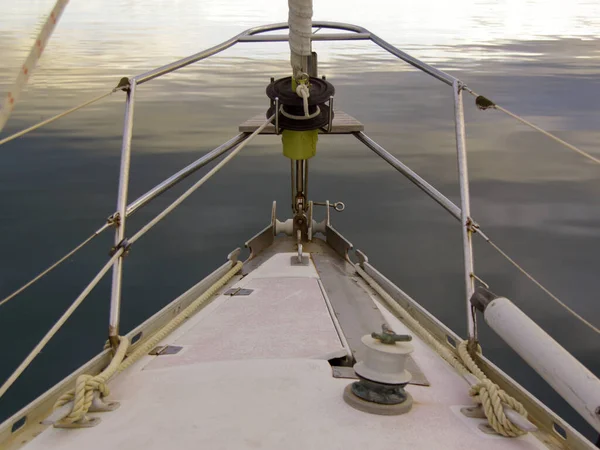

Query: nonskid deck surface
23 240 550 450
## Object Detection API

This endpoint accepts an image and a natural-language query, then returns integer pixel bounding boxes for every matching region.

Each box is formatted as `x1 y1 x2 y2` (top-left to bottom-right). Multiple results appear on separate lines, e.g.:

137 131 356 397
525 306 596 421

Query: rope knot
469 379 528 437
296 83 310 117
53 336 130 425
457 340 528 437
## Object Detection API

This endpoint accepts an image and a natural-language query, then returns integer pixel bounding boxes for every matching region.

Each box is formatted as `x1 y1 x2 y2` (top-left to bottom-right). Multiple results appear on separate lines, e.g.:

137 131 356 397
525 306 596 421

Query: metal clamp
106 212 120 228
109 238 131 257
115 77 131 92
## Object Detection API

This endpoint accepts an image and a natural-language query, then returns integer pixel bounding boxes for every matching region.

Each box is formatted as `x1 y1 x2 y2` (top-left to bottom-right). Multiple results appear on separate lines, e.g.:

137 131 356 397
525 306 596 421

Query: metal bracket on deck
224 287 254 296
149 345 183 356
47 393 120 429
326 225 353 261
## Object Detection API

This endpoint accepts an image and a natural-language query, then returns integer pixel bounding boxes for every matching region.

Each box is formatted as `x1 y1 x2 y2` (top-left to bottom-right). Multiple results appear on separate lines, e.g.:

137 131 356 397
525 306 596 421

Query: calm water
1 0 600 441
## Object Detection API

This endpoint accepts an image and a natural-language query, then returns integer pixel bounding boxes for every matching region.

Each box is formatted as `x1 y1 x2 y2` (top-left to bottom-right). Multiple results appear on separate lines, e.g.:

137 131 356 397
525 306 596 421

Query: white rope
296 83 310 117
0 0 70 133
288 0 313 77
0 249 123 399
0 89 118 147
354 264 529 437
128 115 274 245
280 104 320 120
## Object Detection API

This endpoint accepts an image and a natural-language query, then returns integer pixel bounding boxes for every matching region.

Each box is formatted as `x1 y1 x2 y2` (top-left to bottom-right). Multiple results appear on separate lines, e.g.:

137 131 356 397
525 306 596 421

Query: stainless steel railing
0 21 597 399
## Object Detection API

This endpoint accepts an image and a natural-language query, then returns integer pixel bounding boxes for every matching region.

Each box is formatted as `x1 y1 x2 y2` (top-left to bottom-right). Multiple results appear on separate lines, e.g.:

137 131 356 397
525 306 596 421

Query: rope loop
54 336 130 424
457 340 528 437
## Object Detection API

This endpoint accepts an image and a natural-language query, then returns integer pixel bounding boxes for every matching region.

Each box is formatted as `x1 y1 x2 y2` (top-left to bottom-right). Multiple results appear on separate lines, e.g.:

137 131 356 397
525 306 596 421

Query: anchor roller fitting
344 325 414 416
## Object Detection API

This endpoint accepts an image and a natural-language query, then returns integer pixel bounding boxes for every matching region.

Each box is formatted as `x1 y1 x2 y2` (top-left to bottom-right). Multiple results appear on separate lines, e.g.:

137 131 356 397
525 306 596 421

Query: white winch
343 325 414 415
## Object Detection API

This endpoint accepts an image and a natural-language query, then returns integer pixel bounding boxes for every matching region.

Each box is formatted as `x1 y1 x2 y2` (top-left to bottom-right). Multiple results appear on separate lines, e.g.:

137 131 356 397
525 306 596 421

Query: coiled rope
355 264 529 437
53 260 243 425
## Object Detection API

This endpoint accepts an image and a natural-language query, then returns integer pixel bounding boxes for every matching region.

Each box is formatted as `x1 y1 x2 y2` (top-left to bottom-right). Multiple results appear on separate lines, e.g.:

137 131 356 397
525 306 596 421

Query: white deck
23 249 552 450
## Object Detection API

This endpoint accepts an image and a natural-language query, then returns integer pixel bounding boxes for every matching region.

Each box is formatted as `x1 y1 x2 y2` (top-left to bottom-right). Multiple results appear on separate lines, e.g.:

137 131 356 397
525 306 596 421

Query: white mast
288 0 313 79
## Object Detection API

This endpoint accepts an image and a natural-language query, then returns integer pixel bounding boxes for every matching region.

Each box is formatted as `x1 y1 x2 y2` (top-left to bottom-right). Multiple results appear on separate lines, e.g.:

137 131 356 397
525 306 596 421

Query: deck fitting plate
224 288 254 296
332 366 358 379
149 345 183 356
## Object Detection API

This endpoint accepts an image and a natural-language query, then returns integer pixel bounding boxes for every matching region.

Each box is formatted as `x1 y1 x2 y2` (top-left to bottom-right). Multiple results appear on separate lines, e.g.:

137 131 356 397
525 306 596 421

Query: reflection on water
1 0 599 441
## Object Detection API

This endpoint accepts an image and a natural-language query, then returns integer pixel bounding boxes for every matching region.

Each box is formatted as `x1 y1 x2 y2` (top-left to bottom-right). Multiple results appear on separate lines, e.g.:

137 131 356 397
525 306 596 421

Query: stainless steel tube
133 23 289 84
354 132 461 220
108 80 136 346
125 133 249 216
368 33 456 86
132 21 458 88
304 159 308 203
134 37 241 84
238 33 371 42
453 81 476 339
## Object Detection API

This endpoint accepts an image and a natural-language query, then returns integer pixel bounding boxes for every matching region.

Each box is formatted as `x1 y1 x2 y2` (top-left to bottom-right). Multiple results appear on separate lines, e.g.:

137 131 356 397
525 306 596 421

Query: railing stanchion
453 80 476 341
109 79 137 349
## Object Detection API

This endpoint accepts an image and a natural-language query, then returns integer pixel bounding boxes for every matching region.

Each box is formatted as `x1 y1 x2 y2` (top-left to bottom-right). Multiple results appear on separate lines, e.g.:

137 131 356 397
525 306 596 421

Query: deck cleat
344 325 414 415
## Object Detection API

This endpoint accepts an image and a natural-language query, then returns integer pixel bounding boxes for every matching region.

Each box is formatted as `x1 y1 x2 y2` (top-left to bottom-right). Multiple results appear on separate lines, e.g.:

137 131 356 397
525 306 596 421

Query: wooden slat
238 110 364 134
